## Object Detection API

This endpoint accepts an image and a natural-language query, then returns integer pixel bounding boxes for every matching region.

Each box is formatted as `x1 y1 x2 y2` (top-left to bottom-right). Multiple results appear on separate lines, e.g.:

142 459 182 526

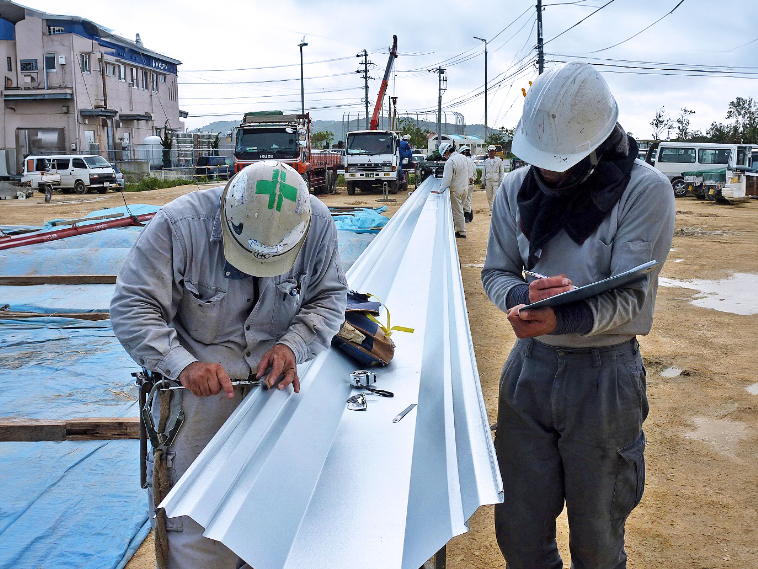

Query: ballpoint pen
524 270 549 280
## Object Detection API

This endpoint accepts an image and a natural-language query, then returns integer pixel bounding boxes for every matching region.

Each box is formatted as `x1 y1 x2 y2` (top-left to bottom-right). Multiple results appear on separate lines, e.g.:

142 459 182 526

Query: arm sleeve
110 211 197 379
276 216 348 363
481 182 530 313
439 159 453 192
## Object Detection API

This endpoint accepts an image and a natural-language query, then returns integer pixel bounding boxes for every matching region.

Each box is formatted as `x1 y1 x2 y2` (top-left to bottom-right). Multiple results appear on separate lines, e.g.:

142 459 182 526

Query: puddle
685 417 748 459
660 367 682 378
659 273 758 315
747 382 758 396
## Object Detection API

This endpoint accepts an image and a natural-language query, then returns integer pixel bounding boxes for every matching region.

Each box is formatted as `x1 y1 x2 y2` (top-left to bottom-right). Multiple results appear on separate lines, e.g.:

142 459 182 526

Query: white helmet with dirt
512 62 618 172
221 161 311 277
402 134 411 141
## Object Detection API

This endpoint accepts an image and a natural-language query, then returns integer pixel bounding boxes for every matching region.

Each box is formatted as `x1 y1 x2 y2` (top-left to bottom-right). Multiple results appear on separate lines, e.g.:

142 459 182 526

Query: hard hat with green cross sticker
221 161 312 277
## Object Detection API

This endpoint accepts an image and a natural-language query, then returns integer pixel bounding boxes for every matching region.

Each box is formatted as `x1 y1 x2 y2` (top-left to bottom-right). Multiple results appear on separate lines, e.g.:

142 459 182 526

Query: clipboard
524 260 661 310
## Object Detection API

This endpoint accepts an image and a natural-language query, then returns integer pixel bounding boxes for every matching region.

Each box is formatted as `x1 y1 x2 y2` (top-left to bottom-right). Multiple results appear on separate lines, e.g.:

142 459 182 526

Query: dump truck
234 111 340 194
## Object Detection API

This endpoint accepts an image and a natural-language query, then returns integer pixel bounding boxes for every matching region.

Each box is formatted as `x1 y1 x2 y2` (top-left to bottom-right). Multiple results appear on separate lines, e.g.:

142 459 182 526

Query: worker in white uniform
482 144 505 213
435 142 471 238
459 146 476 222
111 161 348 569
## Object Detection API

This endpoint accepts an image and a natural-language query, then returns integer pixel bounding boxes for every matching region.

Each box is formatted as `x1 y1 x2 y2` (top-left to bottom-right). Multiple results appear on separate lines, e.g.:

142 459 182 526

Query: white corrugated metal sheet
160 177 503 569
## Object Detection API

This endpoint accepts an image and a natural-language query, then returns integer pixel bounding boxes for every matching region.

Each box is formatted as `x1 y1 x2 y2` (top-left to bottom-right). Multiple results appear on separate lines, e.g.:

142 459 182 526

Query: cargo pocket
179 280 227 344
611 431 646 520
146 451 184 532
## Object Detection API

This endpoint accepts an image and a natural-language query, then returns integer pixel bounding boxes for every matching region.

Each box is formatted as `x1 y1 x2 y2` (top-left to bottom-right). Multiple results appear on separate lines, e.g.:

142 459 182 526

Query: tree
210 133 220 157
311 130 334 149
706 122 739 144
675 108 696 141
397 117 431 151
726 97 758 143
650 107 674 140
487 127 514 157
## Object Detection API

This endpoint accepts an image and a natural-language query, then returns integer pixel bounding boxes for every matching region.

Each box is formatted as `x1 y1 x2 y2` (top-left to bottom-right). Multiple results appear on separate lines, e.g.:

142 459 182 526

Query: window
47 26 65 35
53 158 70 170
44 53 56 72
141 69 149 90
698 148 731 165
151 72 158 92
72 158 87 169
657 147 695 164
130 67 137 88
117 63 125 81
159 74 166 84
6 57 11 72
20 59 38 72
105 63 116 77
79 53 90 74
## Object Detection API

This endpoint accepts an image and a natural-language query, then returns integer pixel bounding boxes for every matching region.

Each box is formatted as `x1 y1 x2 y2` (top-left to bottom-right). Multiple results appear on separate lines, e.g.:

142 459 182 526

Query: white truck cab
344 130 400 195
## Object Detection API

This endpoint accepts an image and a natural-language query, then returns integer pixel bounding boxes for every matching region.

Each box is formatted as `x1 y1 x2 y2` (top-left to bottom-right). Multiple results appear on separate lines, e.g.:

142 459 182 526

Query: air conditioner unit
59 55 66 65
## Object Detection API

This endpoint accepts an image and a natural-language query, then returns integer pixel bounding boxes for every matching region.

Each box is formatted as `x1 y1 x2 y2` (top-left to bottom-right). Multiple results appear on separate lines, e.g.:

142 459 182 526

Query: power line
179 87 362 101
543 0 616 46
178 71 357 85
181 55 356 73
587 0 685 54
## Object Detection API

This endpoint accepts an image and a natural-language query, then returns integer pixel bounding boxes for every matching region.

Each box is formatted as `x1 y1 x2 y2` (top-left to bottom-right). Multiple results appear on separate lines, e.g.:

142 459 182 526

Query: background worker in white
436 142 471 238
459 146 476 222
482 144 505 212
111 161 347 569
482 63 675 569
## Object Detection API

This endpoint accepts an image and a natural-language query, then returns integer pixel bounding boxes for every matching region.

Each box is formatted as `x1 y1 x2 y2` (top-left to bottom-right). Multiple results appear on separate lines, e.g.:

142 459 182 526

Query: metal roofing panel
160 177 503 569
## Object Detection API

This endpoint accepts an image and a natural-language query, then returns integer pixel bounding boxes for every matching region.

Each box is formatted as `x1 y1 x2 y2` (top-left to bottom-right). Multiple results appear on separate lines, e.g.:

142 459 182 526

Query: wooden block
0 275 117 285
0 311 110 321
0 417 140 441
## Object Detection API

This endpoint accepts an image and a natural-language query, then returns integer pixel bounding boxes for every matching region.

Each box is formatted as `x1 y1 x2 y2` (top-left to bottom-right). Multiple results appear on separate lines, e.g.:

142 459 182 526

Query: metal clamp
349 369 393 398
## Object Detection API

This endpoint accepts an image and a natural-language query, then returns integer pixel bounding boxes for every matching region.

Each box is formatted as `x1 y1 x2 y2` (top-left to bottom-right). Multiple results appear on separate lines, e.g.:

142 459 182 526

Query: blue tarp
0 203 384 568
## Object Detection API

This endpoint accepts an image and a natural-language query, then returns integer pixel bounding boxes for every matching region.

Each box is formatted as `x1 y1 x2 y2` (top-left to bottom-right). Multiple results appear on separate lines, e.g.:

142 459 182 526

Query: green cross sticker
255 168 298 211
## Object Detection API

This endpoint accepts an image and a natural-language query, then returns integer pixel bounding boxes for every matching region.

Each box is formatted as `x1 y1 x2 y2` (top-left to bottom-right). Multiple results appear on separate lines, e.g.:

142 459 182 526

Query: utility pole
356 50 372 130
431 67 447 150
536 0 544 74
298 38 308 115
474 36 487 142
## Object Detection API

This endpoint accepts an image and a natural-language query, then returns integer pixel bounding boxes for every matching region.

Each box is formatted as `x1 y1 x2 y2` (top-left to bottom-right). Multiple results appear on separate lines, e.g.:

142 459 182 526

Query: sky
18 0 758 140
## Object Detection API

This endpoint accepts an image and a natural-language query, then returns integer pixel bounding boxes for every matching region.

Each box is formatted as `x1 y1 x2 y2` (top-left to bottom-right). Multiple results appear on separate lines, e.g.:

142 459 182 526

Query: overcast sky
20 0 758 140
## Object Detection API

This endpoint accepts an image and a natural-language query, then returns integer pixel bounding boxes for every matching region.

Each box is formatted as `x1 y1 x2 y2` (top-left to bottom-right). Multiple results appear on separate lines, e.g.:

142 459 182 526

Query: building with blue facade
0 0 184 173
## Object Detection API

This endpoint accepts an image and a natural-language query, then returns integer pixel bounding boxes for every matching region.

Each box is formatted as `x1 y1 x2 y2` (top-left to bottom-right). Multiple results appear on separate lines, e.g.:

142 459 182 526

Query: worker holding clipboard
481 63 676 569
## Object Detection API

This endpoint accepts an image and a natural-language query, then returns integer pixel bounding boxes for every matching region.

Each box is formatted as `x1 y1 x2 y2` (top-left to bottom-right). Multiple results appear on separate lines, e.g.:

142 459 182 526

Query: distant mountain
192 118 499 143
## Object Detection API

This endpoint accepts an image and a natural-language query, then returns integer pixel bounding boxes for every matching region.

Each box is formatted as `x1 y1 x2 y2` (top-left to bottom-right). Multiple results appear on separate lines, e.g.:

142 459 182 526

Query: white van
47 154 118 194
646 142 752 197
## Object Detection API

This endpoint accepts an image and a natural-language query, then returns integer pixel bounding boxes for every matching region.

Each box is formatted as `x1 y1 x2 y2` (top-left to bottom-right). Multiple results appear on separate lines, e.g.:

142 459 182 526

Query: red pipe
0 213 156 251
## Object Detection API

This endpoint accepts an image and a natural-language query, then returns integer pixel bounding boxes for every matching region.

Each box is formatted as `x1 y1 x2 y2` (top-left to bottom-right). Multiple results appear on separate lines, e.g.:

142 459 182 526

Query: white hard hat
459 146 469 153
512 62 618 172
487 145 496 151
402 134 411 140
221 161 311 277
439 142 453 156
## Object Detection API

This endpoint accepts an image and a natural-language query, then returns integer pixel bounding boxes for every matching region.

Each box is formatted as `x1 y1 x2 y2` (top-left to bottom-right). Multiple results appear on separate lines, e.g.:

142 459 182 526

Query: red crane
369 35 398 131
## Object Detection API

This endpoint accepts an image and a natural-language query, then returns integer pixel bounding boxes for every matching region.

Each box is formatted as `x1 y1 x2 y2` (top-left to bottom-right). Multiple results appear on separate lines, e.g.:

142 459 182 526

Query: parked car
111 163 125 189
21 156 61 193
195 156 231 180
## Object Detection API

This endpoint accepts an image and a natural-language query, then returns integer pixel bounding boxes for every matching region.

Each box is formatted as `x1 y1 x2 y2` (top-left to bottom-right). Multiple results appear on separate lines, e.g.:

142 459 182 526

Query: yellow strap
366 293 414 337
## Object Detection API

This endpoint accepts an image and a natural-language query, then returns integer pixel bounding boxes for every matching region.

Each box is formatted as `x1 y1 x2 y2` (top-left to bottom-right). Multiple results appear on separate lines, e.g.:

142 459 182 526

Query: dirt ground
3 183 757 568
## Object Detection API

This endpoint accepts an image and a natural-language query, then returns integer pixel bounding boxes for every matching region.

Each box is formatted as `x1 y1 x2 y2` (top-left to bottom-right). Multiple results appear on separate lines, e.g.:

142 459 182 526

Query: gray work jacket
482 161 675 348
110 187 348 380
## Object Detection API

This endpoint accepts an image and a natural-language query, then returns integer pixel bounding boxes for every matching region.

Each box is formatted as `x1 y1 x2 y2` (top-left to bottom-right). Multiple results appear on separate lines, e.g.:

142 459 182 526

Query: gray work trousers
147 390 252 569
464 183 474 213
494 338 648 569
450 187 467 235
485 179 499 211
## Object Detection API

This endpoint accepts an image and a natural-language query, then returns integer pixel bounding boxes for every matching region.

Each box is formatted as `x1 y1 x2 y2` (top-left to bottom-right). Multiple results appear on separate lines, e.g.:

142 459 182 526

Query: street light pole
474 36 487 143
298 38 308 115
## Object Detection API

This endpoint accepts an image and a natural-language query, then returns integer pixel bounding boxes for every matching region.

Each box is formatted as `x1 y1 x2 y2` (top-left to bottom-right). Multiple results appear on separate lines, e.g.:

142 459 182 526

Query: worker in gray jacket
111 161 347 569
459 146 476 223
482 62 675 569
482 144 505 212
